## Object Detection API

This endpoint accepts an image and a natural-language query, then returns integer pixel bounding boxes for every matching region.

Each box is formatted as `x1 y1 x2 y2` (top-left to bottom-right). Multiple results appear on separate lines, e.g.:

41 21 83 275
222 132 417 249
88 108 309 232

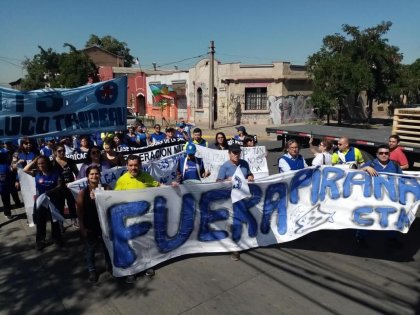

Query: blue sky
1 0 419 87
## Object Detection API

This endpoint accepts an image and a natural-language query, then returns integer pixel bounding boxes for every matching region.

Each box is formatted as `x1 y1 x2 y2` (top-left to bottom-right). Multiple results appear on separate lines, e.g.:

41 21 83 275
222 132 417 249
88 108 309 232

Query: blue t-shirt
217 160 252 181
35 171 61 195
178 156 205 182
0 163 11 193
136 133 148 147
17 152 36 167
40 146 53 158
362 159 402 174
150 132 166 143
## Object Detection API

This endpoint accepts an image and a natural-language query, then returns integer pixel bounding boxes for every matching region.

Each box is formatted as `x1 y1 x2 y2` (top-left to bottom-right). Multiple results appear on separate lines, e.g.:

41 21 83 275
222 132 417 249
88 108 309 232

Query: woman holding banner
52 145 79 226
23 156 64 250
76 165 112 283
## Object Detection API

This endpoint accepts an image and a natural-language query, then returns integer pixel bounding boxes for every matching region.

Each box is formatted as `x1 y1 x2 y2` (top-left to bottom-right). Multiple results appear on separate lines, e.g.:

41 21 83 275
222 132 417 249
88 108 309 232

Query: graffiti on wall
268 95 315 125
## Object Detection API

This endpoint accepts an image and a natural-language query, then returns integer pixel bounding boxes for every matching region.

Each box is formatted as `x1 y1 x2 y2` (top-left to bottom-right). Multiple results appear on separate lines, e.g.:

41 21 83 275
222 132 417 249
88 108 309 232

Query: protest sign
94 166 420 277
0 77 127 140
196 145 269 182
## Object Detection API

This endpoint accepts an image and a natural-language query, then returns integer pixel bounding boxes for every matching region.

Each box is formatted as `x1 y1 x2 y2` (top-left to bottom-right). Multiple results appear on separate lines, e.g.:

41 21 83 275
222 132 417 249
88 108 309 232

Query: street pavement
0 126 419 315
1 204 419 315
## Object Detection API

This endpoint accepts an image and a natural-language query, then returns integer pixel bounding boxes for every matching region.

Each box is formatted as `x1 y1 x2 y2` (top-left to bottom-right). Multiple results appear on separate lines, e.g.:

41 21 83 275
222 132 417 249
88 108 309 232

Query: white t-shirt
311 152 332 166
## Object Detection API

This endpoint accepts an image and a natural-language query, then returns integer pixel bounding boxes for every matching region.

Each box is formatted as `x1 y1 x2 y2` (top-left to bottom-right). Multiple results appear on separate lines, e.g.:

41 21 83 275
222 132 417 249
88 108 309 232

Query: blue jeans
85 233 111 272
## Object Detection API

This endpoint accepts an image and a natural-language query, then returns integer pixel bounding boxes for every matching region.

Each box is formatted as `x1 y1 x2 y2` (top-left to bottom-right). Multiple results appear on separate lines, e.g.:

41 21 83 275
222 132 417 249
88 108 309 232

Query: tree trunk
366 90 373 123
338 99 343 125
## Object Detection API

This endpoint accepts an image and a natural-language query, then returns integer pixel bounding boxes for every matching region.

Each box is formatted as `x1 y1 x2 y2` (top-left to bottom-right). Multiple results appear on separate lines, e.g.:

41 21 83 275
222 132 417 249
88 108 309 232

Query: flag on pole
231 165 251 203
134 57 140 65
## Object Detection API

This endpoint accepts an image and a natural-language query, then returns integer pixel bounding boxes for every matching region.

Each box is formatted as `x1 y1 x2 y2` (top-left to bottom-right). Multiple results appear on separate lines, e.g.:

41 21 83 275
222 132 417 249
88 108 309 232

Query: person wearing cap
217 144 254 183
234 126 248 141
217 143 253 261
174 143 210 184
175 122 186 139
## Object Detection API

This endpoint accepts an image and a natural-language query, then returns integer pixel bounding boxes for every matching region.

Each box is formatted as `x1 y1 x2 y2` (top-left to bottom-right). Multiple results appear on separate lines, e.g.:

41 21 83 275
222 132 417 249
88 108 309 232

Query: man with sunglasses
331 137 364 167
150 124 166 143
361 145 402 176
357 145 403 248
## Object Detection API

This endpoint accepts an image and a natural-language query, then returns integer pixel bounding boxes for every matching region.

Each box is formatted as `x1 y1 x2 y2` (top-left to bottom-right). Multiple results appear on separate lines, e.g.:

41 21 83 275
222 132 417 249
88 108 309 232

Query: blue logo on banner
95 81 118 105
232 175 242 189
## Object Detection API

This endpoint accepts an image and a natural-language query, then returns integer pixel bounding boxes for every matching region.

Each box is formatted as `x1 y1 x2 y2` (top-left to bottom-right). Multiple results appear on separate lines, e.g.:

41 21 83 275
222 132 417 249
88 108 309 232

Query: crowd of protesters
0 118 412 283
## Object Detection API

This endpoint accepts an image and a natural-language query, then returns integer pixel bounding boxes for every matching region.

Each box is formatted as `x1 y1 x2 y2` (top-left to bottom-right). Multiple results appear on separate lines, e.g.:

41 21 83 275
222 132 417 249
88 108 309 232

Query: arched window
197 87 203 109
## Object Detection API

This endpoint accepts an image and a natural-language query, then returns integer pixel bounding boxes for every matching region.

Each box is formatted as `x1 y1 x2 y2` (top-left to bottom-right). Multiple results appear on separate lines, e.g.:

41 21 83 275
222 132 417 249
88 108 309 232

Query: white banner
196 146 269 182
94 166 420 277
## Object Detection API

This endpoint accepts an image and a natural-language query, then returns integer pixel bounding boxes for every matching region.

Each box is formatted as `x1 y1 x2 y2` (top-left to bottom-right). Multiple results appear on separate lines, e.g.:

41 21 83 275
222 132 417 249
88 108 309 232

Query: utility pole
209 40 215 130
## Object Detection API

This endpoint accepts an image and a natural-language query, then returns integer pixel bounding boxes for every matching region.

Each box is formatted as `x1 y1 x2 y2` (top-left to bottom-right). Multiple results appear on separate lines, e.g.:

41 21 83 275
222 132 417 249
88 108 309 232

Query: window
245 88 267 110
197 88 203 109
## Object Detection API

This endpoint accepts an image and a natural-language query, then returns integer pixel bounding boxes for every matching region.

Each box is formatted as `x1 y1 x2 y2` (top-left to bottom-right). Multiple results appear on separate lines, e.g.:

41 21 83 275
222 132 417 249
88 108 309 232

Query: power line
0 55 24 62
142 53 208 69
0 58 23 68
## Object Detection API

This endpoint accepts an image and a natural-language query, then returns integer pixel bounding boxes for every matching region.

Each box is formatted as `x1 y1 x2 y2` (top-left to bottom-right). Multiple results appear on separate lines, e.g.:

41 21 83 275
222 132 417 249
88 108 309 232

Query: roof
83 45 122 58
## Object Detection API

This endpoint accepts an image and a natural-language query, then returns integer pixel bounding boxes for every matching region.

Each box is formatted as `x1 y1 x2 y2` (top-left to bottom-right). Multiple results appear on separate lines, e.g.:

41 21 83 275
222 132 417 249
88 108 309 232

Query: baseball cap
186 143 196 155
229 143 242 154
236 126 246 133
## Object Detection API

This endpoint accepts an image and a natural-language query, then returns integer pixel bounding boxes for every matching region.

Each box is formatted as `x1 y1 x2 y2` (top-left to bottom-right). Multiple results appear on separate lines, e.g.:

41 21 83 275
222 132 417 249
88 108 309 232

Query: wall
188 59 312 126
146 72 189 123
98 66 147 117
268 95 315 125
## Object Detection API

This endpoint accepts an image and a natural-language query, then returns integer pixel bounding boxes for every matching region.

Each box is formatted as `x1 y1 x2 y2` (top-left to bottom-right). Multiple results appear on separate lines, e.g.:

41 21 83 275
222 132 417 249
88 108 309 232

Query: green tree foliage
406 59 420 104
22 45 97 90
22 46 61 90
59 43 97 88
85 34 134 67
307 21 402 123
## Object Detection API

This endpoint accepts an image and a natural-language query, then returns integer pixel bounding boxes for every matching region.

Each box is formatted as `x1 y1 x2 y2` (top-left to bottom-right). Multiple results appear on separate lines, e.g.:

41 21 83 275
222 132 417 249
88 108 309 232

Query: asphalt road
0 140 419 315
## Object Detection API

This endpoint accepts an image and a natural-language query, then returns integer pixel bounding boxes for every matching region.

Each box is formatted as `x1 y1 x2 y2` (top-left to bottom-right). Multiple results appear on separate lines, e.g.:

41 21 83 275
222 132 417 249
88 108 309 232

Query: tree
22 46 61 90
307 21 402 123
342 22 402 121
406 59 420 104
85 34 134 67
22 44 98 90
307 37 373 124
58 43 97 88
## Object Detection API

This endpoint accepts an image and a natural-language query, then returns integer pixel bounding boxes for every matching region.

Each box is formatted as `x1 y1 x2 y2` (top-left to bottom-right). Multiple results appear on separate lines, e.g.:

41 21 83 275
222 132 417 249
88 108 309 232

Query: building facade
98 67 147 116
146 71 189 122
188 59 314 126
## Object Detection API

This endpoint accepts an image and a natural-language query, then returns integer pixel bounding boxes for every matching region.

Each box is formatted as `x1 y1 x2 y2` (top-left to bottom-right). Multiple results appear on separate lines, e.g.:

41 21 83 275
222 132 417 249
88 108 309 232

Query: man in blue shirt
216 144 253 261
217 144 254 182
175 143 209 183
361 145 402 176
278 140 308 173
358 145 403 248
150 124 166 143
